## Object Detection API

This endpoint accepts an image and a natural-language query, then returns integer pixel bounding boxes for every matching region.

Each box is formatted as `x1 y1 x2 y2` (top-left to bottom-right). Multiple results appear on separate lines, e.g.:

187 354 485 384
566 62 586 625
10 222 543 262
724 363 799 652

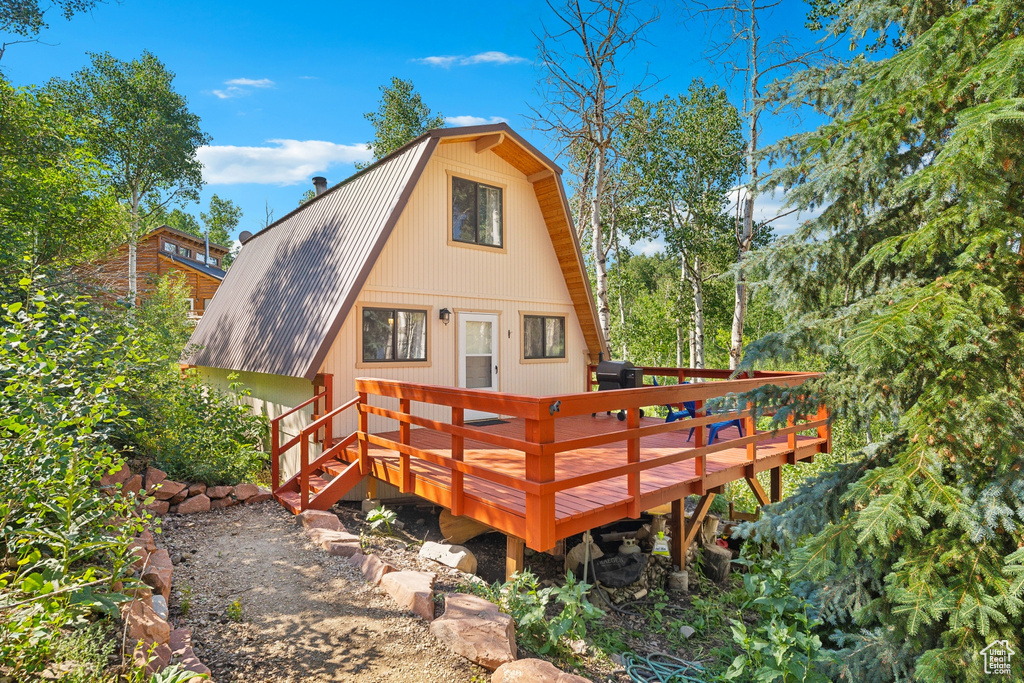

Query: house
88 225 229 316
184 123 830 577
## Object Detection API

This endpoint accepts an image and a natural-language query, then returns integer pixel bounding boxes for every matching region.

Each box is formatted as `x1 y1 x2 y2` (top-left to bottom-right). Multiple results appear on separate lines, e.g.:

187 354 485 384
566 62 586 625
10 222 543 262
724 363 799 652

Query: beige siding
319 141 588 440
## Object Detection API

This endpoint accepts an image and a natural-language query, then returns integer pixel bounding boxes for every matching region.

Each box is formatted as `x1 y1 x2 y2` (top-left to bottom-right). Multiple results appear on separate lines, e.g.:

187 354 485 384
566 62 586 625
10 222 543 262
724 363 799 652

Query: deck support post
524 417 556 552
746 476 771 507
672 492 716 570
786 412 797 464
506 535 525 581
399 398 411 494
270 419 280 491
770 467 782 504
322 373 333 448
816 403 832 452
694 400 706 492
451 407 465 516
357 392 370 476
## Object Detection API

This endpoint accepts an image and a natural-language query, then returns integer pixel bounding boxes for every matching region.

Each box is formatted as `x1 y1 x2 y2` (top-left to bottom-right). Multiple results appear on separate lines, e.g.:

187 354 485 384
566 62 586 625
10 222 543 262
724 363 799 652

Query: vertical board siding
318 141 588 448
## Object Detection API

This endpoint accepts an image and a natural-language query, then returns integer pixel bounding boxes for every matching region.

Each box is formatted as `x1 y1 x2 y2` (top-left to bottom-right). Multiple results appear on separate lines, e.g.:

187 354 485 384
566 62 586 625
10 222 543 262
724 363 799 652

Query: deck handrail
355 369 829 551
270 373 333 491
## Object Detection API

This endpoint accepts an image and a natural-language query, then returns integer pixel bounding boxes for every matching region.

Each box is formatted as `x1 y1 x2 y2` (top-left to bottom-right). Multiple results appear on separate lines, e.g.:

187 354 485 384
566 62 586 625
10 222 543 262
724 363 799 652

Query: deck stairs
271 393 369 514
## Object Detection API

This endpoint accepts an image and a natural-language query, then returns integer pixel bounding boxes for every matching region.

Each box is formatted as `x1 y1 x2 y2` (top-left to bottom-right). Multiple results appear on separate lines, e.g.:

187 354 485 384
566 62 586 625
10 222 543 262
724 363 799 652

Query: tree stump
702 544 732 583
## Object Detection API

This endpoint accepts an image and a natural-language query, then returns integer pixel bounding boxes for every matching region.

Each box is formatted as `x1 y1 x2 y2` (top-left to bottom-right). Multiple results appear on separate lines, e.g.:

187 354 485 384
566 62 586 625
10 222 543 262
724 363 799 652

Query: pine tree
740 1 1024 680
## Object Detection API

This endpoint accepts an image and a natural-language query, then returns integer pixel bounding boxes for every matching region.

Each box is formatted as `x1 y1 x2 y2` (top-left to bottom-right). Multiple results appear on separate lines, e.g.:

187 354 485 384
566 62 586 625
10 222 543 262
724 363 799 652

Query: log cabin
184 123 831 577
89 225 229 316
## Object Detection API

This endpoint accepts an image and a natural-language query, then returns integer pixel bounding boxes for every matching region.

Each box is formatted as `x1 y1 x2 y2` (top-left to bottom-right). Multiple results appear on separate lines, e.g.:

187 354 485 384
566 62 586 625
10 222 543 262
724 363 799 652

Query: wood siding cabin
184 124 831 576
88 225 229 316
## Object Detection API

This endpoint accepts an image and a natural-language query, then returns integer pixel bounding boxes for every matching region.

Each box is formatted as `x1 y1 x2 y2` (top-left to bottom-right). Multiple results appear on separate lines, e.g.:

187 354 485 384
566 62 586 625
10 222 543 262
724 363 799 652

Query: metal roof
162 253 227 280
185 123 605 380
185 137 435 379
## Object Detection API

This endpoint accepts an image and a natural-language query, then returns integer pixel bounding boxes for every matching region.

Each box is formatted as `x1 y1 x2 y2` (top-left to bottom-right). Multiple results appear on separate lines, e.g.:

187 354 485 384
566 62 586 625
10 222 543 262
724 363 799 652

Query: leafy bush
366 505 397 535
0 283 147 679
724 555 832 683
138 371 268 486
484 570 604 656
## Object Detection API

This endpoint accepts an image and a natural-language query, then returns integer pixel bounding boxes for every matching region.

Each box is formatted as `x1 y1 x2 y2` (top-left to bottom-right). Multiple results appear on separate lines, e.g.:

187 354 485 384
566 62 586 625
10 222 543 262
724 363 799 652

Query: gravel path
159 502 486 683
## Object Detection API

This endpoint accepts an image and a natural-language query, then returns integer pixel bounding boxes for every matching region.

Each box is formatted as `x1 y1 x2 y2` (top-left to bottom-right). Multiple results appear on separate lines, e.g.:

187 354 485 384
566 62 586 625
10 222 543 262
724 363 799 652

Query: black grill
594 360 645 421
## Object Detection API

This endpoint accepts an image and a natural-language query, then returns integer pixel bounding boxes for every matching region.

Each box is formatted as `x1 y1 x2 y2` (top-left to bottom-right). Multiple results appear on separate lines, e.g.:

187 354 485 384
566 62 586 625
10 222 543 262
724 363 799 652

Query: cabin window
452 176 503 248
362 308 428 362
207 256 218 266
179 246 192 258
203 298 214 311
163 242 177 254
523 315 565 359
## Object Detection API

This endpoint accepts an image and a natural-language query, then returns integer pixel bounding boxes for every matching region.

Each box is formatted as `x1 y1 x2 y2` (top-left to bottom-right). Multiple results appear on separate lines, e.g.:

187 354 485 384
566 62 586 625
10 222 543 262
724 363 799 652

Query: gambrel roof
186 123 605 380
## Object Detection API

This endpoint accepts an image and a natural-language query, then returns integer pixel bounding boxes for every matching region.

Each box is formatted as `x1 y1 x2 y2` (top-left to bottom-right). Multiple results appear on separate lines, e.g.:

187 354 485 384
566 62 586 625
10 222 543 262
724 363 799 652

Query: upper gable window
452 176 503 248
163 241 177 254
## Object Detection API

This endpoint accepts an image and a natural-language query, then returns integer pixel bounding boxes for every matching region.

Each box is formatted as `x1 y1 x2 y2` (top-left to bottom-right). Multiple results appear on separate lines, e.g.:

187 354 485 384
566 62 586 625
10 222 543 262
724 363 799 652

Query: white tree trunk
591 146 611 350
691 256 705 369
128 190 140 306
730 191 753 370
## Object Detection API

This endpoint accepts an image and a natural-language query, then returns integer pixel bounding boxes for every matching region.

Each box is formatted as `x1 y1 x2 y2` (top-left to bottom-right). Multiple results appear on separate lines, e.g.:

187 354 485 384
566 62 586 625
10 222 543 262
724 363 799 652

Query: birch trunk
128 189 140 306
591 146 611 350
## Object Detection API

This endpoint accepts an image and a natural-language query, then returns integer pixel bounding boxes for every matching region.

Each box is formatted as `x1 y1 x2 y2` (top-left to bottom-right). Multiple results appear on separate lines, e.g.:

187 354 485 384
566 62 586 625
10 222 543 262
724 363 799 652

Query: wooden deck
270 366 831 576
359 413 824 542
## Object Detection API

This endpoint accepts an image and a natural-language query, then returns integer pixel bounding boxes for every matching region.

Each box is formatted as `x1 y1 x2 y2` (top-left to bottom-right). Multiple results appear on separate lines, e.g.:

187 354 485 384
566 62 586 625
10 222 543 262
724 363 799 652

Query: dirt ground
159 502 487 683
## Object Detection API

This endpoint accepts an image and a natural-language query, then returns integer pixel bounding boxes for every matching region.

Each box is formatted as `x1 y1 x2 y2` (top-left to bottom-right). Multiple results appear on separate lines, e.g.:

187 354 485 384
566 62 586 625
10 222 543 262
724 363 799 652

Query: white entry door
458 313 499 421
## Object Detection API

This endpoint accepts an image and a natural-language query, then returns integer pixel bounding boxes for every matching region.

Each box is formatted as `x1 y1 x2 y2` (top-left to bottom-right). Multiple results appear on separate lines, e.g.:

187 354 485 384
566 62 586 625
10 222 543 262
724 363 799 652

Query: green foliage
484 570 604 656
0 76 127 279
0 0 100 38
724 555 833 683
0 282 147 679
135 272 195 363
138 371 268 486
226 599 242 622
360 77 444 166
737 0 1024 679
201 194 241 266
143 204 202 236
366 505 398 535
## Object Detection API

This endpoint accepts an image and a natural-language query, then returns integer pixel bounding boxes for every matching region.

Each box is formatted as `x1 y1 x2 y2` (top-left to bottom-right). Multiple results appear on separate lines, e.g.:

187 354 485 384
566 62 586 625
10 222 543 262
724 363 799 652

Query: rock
101 463 132 488
349 552 395 584
299 509 343 532
429 593 516 671
187 483 207 496
210 497 236 510
145 467 167 492
124 474 144 498
245 488 273 504
123 598 170 648
668 570 689 593
306 528 361 557
124 582 153 601
702 544 732 583
154 480 187 501
234 483 259 500
132 641 171 676
680 625 696 639
144 500 170 516
492 659 590 683
169 488 189 505
419 541 477 574
151 594 169 621
206 485 233 499
361 498 381 513
141 549 173 602
169 628 212 677
170 553 182 566
177 494 211 515
380 571 436 621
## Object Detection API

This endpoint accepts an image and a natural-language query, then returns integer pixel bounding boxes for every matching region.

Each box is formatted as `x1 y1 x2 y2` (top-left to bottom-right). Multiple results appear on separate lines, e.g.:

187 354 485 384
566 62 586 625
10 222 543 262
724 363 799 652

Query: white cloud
444 115 507 127
198 139 372 185
210 77 276 99
415 51 528 68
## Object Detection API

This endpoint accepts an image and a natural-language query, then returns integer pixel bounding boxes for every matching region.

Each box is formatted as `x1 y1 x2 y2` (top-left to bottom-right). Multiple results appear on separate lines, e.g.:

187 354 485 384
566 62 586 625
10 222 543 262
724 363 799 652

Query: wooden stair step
308 474 332 495
321 460 353 477
275 489 301 514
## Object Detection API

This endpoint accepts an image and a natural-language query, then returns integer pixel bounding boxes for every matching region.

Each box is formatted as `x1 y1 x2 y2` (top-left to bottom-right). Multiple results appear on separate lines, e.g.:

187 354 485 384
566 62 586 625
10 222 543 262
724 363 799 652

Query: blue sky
3 0 832 245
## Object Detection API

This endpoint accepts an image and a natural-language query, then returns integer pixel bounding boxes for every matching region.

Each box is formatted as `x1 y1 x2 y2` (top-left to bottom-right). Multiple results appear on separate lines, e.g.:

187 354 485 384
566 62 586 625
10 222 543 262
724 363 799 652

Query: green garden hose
621 652 707 683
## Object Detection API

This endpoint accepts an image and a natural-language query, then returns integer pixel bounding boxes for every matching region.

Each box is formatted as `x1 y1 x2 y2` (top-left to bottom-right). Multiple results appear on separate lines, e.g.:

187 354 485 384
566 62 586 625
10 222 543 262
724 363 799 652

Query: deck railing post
745 400 757 471
399 398 412 494
626 406 641 518
299 428 310 511
694 399 706 493
817 403 831 452
524 415 556 552
358 391 370 476
323 374 333 448
451 407 465 515
271 419 280 491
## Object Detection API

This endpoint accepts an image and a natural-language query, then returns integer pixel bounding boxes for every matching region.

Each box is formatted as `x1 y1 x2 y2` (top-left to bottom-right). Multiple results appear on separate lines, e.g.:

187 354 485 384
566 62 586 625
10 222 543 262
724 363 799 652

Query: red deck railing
355 367 829 552
270 373 333 491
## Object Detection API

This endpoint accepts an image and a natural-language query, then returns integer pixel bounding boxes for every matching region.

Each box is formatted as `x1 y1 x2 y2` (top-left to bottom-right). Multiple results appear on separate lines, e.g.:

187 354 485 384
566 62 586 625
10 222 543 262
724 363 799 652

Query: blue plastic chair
653 377 745 444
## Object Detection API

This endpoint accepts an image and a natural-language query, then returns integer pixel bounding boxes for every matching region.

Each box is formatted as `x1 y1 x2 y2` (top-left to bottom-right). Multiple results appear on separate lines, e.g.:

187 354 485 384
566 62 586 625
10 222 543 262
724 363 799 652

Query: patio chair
652 377 745 444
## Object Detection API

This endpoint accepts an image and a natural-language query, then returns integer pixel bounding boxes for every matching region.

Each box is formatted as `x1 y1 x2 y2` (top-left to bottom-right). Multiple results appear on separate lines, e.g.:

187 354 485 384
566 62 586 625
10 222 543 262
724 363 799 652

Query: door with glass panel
458 313 499 421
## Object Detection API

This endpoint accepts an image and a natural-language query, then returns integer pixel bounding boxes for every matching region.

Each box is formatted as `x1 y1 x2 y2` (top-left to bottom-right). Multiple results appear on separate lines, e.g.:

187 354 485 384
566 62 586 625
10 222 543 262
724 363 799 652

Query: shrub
139 371 268 486
0 283 147 679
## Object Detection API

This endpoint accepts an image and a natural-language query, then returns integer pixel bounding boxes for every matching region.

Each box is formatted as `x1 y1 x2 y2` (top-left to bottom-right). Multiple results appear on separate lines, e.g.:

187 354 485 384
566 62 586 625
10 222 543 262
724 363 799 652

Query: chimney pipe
312 176 328 196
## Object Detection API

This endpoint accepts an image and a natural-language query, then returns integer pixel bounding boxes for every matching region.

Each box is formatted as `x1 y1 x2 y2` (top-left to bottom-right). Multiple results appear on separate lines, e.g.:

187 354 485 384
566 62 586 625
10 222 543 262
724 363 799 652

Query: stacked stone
604 554 673 604
99 464 272 517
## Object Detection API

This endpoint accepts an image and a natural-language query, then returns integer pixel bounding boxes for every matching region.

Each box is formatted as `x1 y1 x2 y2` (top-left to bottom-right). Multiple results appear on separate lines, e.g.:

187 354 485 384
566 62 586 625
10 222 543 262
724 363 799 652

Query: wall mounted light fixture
439 308 452 326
